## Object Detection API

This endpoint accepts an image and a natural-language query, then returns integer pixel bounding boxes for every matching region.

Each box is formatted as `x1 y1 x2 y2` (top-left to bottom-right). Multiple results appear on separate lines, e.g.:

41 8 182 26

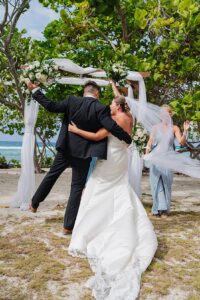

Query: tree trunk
4 45 25 114
116 4 129 43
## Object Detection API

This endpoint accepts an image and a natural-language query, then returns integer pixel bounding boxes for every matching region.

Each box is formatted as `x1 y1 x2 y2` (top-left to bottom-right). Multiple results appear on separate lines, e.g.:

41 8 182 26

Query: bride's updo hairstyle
161 104 174 116
114 96 130 113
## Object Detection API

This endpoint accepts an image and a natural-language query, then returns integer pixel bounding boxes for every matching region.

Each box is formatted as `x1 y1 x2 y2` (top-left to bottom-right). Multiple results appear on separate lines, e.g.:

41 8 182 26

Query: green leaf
134 8 148 29
153 73 161 81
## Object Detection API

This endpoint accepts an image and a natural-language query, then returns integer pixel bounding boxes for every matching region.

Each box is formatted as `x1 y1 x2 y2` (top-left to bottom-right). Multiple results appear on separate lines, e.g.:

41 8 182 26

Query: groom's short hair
84 81 101 94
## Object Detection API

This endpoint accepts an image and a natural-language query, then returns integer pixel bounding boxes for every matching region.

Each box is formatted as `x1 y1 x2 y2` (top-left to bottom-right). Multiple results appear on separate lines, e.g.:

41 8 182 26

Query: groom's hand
26 80 39 91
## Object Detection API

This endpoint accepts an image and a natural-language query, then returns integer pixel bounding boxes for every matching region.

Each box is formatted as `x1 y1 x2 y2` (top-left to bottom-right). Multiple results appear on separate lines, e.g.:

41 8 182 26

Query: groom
26 80 132 234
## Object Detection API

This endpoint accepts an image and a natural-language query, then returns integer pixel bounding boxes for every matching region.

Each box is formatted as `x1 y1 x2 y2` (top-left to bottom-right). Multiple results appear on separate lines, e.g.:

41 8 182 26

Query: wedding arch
12 59 149 210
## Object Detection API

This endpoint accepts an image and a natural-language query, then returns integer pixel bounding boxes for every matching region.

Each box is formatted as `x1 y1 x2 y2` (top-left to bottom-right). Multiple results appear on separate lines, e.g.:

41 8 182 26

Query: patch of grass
48 234 67 248
1 191 200 300
192 271 200 291
187 293 200 300
0 278 27 300
45 216 63 224
29 260 65 291
0 224 4 232
139 203 200 300
53 247 69 259
170 210 200 219
140 285 154 295
13 254 48 279
0 218 93 299
0 282 27 300
141 272 172 296
19 216 32 223
80 294 95 300
148 260 169 272
63 257 92 284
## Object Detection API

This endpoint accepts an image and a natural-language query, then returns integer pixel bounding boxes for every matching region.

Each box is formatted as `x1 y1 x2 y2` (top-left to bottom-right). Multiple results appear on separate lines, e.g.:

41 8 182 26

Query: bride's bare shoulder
112 113 126 122
113 113 132 134
126 112 134 125
126 111 133 119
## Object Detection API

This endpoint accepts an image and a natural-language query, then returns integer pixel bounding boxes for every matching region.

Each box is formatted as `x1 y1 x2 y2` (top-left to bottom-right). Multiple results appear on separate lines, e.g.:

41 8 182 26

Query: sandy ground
0 169 200 300
0 168 72 219
0 168 199 218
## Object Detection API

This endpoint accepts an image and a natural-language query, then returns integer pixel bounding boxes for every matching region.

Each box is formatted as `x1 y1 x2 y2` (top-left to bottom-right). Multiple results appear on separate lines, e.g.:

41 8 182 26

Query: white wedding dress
68 136 157 300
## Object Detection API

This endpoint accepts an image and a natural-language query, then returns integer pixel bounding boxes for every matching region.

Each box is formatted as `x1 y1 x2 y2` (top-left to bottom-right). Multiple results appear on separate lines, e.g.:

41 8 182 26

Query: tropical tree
0 1 61 171
38 0 199 128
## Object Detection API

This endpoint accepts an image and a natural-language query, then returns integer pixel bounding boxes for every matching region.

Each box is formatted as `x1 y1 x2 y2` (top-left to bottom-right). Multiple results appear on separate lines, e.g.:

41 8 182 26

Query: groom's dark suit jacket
33 90 132 159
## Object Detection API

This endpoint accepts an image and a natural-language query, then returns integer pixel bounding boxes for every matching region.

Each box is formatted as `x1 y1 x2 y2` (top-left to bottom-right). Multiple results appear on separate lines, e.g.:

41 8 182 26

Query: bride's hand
183 120 190 132
68 122 79 133
26 80 39 91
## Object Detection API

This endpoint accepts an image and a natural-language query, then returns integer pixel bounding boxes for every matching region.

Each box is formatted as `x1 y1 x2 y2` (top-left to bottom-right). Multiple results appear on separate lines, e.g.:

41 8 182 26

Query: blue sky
0 0 59 142
17 0 59 40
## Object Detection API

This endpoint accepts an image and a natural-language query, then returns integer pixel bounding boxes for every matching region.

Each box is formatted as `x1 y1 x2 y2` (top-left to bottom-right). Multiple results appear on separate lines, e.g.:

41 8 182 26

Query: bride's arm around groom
26 80 132 145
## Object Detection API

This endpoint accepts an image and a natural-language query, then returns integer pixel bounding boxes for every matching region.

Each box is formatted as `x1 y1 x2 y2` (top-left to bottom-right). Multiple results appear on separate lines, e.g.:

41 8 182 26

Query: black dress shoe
29 204 37 213
63 228 72 235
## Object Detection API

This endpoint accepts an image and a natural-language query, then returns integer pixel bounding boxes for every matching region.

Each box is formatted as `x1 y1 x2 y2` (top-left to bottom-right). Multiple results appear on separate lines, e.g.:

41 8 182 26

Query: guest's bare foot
151 213 160 218
63 228 72 235
29 204 37 213
161 213 169 219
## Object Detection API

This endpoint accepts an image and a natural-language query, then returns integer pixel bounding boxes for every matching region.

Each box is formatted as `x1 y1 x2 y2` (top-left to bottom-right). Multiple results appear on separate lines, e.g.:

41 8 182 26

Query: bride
68 83 157 300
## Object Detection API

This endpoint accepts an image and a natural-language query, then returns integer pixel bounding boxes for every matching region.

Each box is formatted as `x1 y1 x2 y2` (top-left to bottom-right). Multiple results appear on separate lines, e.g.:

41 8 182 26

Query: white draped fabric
126 74 147 198
126 97 200 179
53 58 101 75
12 100 39 210
54 58 110 86
128 144 143 198
58 77 109 86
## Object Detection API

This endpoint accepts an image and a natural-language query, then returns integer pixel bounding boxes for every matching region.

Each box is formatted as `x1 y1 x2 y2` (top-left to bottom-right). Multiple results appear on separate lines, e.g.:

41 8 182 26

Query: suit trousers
31 151 91 229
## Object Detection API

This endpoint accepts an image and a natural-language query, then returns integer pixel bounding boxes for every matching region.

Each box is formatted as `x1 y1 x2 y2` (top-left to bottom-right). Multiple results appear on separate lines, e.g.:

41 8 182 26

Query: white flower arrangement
132 122 149 155
20 60 60 93
105 62 128 85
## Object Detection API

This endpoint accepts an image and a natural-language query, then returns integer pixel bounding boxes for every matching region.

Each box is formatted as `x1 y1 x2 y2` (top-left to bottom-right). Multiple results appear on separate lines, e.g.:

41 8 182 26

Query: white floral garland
132 123 149 155
20 60 61 95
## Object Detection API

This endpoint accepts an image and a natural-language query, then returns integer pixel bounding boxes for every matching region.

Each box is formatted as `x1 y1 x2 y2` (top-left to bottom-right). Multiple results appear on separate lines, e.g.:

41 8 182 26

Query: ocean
0 140 198 162
0 141 55 161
